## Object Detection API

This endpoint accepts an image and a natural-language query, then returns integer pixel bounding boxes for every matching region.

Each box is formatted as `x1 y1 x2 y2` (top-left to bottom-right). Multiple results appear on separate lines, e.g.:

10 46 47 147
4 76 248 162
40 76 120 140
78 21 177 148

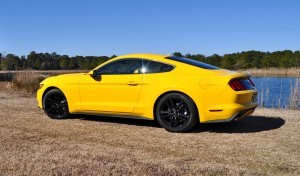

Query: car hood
41 73 87 85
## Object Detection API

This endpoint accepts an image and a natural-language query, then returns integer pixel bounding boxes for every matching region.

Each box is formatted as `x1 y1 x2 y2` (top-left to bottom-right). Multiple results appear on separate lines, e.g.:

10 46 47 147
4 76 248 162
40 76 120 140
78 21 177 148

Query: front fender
36 74 85 113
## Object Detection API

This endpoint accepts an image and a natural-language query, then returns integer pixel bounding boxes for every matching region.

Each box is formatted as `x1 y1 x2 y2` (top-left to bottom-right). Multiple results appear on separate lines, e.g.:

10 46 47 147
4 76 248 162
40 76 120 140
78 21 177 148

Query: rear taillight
229 79 246 91
229 77 256 91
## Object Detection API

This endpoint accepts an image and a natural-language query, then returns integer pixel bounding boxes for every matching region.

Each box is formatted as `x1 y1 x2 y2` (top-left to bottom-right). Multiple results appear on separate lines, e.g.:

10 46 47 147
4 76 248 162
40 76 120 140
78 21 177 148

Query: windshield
166 56 219 70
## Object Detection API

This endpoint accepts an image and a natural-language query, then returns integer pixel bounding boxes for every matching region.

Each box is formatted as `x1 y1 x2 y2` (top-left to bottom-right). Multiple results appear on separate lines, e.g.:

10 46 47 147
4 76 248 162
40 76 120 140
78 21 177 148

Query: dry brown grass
11 72 46 93
241 67 300 77
0 89 300 175
0 70 88 74
3 70 87 93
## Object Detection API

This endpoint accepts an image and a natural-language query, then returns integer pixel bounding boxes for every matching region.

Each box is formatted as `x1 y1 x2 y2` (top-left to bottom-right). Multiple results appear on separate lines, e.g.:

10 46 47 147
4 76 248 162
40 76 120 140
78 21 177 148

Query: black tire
42 89 70 119
155 93 198 132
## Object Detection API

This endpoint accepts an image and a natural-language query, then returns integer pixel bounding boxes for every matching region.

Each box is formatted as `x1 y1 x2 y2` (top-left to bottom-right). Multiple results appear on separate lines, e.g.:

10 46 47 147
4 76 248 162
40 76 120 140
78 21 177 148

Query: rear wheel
43 89 70 119
156 93 198 132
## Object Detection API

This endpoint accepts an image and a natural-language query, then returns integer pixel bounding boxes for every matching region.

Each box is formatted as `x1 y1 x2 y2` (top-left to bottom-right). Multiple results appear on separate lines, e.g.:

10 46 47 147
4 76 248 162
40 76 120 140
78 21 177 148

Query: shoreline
0 68 300 77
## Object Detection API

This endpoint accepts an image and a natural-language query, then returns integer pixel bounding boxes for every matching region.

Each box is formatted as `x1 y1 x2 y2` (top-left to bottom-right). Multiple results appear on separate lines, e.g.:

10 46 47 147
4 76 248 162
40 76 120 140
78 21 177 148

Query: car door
79 59 143 113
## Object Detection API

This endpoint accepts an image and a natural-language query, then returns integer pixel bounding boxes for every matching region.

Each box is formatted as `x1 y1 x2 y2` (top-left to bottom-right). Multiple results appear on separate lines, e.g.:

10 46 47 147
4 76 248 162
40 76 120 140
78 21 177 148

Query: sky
0 0 300 57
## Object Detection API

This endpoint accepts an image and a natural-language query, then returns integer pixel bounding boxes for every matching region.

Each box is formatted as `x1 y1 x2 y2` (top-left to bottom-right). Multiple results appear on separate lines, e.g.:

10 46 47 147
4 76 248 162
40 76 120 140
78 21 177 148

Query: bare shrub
11 72 46 93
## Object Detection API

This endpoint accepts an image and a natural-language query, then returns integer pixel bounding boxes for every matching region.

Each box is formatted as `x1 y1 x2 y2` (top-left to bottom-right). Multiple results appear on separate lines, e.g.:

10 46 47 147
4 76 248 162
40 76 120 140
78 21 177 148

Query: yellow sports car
37 53 258 132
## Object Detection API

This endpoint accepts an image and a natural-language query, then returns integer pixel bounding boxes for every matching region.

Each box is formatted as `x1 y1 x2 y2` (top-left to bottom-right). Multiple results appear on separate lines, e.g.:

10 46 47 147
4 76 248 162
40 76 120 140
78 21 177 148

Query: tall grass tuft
289 77 300 109
11 72 46 93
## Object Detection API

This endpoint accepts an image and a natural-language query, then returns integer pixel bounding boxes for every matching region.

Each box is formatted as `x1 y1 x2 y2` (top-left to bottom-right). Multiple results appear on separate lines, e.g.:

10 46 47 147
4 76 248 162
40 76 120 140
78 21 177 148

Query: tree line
0 51 112 71
0 50 299 71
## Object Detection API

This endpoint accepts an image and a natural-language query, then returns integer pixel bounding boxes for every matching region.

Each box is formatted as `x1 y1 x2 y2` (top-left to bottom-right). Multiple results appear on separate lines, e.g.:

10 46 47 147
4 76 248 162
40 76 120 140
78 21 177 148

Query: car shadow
72 114 285 133
72 114 160 128
194 115 285 133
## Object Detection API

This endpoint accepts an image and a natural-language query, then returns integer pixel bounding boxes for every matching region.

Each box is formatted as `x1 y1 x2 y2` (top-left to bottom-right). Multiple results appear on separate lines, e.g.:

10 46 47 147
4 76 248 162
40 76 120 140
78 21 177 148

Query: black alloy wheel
43 89 70 119
156 93 198 132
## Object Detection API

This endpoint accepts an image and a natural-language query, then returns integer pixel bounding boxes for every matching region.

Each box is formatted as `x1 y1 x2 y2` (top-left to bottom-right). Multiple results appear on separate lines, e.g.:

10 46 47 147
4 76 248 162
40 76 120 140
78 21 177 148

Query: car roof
115 53 168 61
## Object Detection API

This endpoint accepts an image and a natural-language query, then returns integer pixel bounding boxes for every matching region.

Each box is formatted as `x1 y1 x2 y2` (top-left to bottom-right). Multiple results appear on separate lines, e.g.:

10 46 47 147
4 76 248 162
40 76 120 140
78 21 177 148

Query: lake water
251 77 300 109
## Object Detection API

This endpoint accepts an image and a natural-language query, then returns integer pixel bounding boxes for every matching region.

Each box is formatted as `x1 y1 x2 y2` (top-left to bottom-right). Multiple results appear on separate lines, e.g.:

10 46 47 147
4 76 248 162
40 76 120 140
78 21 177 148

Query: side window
142 61 174 74
97 59 142 75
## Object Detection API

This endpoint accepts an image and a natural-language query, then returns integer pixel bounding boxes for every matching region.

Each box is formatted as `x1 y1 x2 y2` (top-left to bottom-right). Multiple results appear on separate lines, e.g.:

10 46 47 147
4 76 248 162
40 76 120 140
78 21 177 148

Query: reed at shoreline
240 67 300 77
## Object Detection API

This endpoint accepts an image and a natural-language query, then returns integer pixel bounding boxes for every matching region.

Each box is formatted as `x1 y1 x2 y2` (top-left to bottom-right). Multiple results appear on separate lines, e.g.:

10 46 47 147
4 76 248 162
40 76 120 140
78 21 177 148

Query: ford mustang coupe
37 54 258 132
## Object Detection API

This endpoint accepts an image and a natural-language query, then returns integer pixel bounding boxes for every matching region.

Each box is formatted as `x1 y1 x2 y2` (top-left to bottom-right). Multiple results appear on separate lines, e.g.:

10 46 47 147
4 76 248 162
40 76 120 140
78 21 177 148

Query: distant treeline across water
0 50 299 71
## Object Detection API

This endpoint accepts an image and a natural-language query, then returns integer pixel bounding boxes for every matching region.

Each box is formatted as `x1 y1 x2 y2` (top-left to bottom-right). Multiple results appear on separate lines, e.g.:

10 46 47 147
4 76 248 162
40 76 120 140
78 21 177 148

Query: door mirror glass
92 70 99 77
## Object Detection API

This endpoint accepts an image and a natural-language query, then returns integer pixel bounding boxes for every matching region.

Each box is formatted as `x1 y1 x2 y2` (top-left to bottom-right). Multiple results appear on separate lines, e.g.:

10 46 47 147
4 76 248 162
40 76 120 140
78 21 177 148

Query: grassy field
0 84 299 175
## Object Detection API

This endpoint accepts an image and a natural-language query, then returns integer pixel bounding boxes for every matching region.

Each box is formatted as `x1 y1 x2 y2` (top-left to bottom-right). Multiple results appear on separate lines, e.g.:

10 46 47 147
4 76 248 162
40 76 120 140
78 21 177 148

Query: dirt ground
0 86 299 175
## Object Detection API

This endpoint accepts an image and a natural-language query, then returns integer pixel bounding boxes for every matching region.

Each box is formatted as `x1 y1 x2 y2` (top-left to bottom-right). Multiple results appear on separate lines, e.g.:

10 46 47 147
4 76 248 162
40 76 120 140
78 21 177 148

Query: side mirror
93 70 98 77
89 70 99 78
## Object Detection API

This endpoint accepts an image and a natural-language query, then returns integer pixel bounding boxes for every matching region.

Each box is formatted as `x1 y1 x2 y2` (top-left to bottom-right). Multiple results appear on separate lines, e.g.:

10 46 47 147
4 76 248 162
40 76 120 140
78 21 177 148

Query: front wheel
155 93 198 132
43 89 70 119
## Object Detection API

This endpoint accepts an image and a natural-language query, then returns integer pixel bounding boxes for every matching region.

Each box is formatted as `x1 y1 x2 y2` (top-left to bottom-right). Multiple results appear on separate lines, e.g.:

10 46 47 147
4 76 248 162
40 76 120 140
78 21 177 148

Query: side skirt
73 112 153 121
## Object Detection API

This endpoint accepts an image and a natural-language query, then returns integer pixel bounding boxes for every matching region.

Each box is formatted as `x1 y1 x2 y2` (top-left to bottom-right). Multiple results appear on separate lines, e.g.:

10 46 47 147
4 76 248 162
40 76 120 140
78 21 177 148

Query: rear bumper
203 107 256 123
196 88 258 123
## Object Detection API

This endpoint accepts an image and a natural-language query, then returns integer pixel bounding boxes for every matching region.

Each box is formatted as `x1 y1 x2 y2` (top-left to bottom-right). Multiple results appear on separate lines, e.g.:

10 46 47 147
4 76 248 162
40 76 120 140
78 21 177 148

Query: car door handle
127 81 139 86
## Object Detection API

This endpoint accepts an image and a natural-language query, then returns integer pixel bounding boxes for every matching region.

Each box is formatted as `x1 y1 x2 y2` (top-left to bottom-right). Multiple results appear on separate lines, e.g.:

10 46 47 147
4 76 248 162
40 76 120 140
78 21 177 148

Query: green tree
221 55 235 69
75 56 84 69
20 55 26 69
207 54 222 67
59 55 69 69
34 59 42 70
0 53 2 70
27 51 39 69
295 51 300 67
260 55 273 68
68 58 78 69
185 53 206 62
0 54 21 70
173 52 183 57
110 55 117 59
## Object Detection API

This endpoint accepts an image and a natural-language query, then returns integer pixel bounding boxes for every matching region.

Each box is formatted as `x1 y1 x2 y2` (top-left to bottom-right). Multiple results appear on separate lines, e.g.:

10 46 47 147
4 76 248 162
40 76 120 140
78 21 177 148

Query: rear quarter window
166 56 219 70
143 60 174 73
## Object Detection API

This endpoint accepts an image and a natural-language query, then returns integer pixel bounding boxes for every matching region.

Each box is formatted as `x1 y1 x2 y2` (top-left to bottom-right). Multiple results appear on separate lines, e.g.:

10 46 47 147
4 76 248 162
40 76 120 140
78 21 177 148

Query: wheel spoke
179 113 189 120
53 107 59 114
160 110 170 115
46 98 54 103
177 115 187 122
58 107 64 116
54 93 57 102
173 119 179 127
170 118 174 128
176 101 184 110
168 98 175 109
48 106 55 113
165 100 172 109
54 93 61 103
160 114 171 120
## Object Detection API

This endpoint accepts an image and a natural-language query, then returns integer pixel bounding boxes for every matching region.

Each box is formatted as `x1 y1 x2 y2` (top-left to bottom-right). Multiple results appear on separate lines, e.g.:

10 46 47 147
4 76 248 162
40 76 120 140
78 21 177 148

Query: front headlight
39 84 44 89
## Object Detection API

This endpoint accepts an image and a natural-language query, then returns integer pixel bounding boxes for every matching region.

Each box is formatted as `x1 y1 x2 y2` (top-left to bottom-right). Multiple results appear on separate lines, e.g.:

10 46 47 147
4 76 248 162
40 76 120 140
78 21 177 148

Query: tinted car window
141 60 174 73
98 59 142 75
166 56 219 70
